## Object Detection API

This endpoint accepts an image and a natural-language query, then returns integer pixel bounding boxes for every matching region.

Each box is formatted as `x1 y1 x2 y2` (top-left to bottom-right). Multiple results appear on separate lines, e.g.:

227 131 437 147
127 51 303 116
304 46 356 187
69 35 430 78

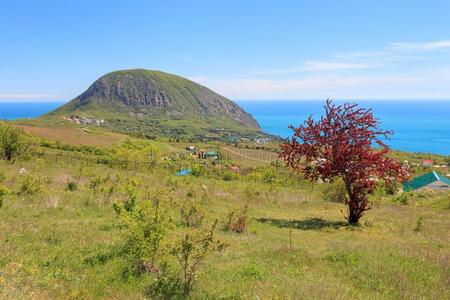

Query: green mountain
47 69 262 140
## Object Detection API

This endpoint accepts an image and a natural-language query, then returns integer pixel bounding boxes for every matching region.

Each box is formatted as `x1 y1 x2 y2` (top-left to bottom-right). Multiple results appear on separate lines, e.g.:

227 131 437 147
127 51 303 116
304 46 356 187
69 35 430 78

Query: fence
33 149 158 171
220 146 279 166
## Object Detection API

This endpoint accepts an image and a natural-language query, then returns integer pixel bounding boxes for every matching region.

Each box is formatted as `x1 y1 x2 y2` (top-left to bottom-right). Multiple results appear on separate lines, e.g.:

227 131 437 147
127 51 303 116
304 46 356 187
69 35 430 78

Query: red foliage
280 100 407 224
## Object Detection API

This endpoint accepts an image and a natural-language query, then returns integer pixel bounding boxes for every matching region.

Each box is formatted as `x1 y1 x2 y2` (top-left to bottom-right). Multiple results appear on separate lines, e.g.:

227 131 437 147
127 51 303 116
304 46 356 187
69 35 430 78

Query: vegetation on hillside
0 123 448 298
43 69 264 141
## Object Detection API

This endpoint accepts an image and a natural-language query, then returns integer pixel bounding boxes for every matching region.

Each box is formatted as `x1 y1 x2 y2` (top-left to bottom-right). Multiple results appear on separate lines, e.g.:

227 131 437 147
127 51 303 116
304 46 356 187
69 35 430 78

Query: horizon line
1 98 450 103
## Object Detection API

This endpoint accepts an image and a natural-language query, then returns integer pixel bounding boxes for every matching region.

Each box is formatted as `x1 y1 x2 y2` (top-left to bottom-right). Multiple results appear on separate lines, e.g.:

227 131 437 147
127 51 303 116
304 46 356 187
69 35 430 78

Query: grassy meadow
0 126 449 299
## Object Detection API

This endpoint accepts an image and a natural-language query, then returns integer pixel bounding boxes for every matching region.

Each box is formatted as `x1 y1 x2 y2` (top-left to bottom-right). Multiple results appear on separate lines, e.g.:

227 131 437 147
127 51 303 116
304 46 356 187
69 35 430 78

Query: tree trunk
344 180 367 225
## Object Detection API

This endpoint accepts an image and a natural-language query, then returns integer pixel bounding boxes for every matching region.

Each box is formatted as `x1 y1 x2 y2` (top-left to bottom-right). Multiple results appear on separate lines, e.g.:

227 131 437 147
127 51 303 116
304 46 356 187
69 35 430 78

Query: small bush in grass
18 174 44 195
244 184 261 201
224 205 249 233
249 166 276 183
66 181 78 192
180 192 205 227
321 178 347 203
115 190 173 275
384 180 401 195
0 185 10 208
190 164 204 177
145 263 183 298
393 192 410 205
89 175 109 194
414 216 423 232
170 221 224 295
222 171 238 181
0 124 30 161
262 168 276 183
0 170 6 182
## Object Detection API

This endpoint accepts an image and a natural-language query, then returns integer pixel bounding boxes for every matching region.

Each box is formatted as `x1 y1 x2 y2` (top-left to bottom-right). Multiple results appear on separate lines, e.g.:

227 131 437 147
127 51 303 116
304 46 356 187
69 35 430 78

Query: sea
1 100 449 155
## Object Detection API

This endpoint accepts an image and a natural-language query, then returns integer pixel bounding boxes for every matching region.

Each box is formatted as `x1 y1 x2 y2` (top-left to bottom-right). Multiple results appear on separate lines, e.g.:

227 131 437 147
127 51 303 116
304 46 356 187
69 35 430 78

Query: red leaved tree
280 100 407 224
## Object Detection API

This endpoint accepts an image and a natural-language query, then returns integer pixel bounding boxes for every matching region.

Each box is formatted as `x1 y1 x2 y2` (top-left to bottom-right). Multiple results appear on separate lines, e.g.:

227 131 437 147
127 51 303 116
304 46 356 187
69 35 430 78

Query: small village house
421 159 433 167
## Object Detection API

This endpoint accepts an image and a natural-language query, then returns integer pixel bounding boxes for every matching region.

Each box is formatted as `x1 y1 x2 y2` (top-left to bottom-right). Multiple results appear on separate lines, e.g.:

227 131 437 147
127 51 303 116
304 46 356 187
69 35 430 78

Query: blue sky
1 0 450 102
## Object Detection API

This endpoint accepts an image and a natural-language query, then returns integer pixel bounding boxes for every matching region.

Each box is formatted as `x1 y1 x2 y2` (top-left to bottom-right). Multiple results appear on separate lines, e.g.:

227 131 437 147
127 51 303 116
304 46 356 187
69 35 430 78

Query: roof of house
205 150 219 155
403 171 450 191
422 159 433 164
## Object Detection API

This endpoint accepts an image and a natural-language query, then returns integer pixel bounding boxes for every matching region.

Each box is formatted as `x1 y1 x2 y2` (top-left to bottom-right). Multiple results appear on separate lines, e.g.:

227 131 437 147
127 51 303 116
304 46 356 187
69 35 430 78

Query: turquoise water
0 102 64 120
1 100 449 155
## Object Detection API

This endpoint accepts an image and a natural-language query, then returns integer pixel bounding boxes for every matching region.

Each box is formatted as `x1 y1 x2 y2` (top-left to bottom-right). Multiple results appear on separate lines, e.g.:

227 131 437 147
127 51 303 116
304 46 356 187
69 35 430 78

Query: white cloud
248 39 449 77
194 68 450 100
302 60 380 71
246 60 379 76
389 40 450 50
0 94 66 102
189 39 450 99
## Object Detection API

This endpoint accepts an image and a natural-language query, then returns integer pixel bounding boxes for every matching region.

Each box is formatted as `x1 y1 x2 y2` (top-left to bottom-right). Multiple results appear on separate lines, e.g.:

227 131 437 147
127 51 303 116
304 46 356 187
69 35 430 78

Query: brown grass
16 125 126 147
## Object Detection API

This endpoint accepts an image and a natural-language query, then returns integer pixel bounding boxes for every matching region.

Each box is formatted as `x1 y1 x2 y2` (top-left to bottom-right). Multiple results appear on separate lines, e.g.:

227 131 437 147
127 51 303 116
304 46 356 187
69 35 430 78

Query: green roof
402 171 450 191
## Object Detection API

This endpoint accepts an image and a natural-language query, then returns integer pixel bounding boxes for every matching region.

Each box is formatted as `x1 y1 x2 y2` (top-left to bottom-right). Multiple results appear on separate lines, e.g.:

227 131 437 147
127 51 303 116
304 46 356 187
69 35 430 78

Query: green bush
115 191 173 274
170 221 224 295
89 175 109 194
414 216 423 232
18 175 44 195
222 171 238 181
190 164 205 177
0 185 10 208
322 178 347 203
262 168 276 183
249 167 276 183
393 192 410 205
180 193 205 227
0 124 30 161
66 181 78 191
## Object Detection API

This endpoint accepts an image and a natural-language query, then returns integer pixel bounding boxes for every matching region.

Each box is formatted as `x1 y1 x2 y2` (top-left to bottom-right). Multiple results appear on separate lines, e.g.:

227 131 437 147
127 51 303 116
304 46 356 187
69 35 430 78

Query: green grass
0 143 449 299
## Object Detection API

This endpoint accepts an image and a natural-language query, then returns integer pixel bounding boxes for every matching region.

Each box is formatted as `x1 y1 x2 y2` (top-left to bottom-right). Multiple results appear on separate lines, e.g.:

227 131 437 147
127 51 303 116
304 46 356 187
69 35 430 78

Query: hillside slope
47 69 261 139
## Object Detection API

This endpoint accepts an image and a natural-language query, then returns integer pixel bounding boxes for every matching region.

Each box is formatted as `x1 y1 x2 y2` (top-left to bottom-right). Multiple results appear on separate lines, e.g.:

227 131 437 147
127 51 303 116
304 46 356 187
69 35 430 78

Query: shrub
322 178 347 203
0 185 10 208
190 164 204 177
243 184 261 201
145 263 183 298
180 193 205 227
0 170 6 182
262 168 276 183
89 175 109 194
66 181 78 192
113 183 138 214
414 216 423 232
384 180 401 195
0 124 30 161
224 206 249 233
170 221 224 295
18 175 44 195
222 171 237 181
393 192 410 205
249 167 276 183
115 191 173 274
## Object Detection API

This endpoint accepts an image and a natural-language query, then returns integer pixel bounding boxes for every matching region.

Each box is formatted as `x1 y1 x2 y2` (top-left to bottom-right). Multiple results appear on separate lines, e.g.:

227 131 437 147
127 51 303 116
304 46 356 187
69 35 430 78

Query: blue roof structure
402 171 450 191
176 169 191 176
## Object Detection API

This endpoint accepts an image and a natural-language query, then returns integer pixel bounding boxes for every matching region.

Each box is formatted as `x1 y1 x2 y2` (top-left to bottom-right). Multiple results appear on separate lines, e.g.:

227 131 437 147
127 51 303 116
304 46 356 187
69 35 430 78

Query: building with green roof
402 171 450 191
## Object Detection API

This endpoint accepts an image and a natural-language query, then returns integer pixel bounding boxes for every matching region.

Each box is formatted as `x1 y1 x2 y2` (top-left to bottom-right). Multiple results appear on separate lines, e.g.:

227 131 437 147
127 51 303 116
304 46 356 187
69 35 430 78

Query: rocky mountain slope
48 69 261 139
